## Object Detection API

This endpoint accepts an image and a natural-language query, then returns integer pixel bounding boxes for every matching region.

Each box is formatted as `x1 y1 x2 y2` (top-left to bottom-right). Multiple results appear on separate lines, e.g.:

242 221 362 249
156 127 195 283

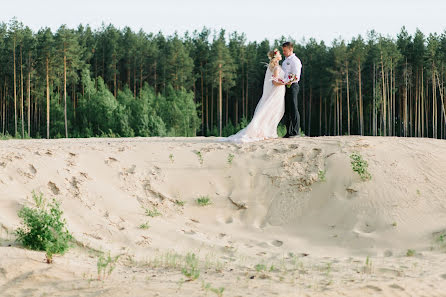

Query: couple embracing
221 42 302 143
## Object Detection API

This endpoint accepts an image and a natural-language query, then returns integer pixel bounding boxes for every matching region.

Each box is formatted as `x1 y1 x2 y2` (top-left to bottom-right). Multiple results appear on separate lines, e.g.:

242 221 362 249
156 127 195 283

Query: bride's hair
267 48 280 70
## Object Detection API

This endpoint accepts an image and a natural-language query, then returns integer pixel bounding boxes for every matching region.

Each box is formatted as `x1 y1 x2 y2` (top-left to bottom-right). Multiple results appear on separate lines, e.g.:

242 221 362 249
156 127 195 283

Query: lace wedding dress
221 65 285 143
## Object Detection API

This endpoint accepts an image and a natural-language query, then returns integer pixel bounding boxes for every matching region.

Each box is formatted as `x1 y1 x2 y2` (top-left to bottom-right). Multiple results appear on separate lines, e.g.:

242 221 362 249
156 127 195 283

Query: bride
220 49 286 143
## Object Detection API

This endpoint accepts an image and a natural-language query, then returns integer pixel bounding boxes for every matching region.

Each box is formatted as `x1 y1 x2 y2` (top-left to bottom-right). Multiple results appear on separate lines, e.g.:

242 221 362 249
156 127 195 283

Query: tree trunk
46 57 50 139
381 53 386 136
201 67 204 134
27 60 31 136
308 86 312 136
225 88 229 126
358 59 363 135
346 62 350 135
218 64 222 137
13 38 17 136
64 52 68 138
20 45 24 138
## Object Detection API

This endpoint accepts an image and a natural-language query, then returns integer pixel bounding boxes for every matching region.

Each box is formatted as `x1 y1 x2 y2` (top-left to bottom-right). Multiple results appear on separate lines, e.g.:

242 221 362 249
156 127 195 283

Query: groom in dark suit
281 42 302 138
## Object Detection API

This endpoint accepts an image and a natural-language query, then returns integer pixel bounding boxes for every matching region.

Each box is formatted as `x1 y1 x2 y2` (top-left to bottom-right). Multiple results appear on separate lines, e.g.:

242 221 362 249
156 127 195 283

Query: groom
281 42 302 138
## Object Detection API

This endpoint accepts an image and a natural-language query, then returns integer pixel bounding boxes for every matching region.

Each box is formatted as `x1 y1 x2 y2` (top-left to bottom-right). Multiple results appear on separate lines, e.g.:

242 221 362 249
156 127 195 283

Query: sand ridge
1 136 446 296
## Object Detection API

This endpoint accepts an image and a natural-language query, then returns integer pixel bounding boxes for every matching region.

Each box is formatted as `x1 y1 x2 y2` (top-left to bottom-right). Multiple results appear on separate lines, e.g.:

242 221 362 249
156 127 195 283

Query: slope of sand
1 136 446 296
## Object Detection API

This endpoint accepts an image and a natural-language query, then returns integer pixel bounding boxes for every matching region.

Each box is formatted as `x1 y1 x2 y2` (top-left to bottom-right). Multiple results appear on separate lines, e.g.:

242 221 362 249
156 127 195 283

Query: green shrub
97 251 120 280
15 192 72 263
350 152 372 181
196 196 211 206
181 253 200 280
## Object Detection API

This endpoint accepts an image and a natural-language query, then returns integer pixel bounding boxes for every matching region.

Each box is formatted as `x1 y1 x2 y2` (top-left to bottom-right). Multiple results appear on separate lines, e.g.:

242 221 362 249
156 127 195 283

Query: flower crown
268 48 280 60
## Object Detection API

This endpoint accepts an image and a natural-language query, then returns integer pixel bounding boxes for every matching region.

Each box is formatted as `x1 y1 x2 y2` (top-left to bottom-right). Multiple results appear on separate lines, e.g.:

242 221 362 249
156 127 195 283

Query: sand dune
1 136 446 296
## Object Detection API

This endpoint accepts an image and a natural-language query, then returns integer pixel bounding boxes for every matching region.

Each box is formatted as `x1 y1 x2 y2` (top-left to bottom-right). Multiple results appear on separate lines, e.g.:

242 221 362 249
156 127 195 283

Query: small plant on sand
181 252 200 281
195 151 204 165
15 192 72 264
406 249 415 257
174 199 185 207
318 170 326 182
255 263 267 272
363 256 373 274
138 222 150 229
145 207 161 217
436 233 446 244
350 152 371 181
169 153 174 163
211 286 225 297
196 196 212 206
97 251 120 280
227 153 234 166
202 282 225 297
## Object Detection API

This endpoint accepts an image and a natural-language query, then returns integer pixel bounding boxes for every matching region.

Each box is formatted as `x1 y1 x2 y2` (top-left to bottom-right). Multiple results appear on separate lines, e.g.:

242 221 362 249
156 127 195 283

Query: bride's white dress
221 65 285 143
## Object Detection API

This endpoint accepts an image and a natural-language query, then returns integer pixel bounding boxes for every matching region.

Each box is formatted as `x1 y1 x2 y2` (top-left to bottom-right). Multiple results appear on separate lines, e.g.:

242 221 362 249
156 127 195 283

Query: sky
2 0 446 43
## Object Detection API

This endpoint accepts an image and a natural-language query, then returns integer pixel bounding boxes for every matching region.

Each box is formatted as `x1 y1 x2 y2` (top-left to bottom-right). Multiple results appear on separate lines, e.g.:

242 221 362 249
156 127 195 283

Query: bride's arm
272 67 285 86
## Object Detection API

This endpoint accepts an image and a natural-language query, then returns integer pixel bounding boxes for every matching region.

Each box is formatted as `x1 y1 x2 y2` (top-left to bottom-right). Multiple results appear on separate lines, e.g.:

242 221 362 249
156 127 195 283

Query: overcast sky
2 0 445 43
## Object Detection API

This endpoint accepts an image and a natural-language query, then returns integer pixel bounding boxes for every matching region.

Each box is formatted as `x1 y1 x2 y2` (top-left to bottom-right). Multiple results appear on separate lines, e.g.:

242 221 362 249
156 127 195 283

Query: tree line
0 18 445 139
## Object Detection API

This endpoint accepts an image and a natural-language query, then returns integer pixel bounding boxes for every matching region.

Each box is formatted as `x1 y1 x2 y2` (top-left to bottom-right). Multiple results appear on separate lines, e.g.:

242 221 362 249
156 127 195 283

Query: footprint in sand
29 164 37 175
105 157 118 165
48 181 60 195
271 240 283 247
364 285 383 292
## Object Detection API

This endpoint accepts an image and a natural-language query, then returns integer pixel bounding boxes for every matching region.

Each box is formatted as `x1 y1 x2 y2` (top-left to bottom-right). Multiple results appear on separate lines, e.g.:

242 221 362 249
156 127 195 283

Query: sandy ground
1 136 446 297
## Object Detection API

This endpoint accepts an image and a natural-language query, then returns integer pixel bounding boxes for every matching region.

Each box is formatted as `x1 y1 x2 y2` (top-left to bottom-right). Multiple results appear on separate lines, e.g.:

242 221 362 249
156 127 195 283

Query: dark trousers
284 83 300 136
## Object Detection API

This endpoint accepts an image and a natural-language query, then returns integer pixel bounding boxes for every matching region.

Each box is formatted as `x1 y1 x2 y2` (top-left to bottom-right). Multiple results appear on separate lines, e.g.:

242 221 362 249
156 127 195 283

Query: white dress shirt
282 53 302 84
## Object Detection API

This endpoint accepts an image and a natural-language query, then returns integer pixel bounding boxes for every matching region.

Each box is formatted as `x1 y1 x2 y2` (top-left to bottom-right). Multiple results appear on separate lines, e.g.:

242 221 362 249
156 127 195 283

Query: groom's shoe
283 134 290 138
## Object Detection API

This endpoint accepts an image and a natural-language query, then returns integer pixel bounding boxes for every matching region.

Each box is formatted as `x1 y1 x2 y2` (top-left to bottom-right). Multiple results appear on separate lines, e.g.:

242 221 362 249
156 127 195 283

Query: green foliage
174 200 185 206
202 282 225 297
97 251 120 280
196 196 211 206
255 263 267 272
350 152 371 181
277 124 287 138
181 253 200 280
15 192 72 263
227 153 234 165
2 20 446 139
145 207 161 217
195 151 204 165
138 222 150 229
406 249 415 257
318 170 326 181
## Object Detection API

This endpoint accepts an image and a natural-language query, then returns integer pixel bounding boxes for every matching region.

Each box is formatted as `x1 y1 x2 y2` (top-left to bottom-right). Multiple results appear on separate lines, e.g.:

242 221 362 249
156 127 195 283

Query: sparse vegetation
97 251 120 280
145 207 161 217
15 192 72 264
255 263 267 272
181 252 200 281
227 153 234 166
175 199 185 206
195 151 204 165
318 170 326 182
364 256 373 274
350 152 371 181
202 282 225 297
406 249 415 257
196 196 212 206
169 153 174 163
138 222 150 229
